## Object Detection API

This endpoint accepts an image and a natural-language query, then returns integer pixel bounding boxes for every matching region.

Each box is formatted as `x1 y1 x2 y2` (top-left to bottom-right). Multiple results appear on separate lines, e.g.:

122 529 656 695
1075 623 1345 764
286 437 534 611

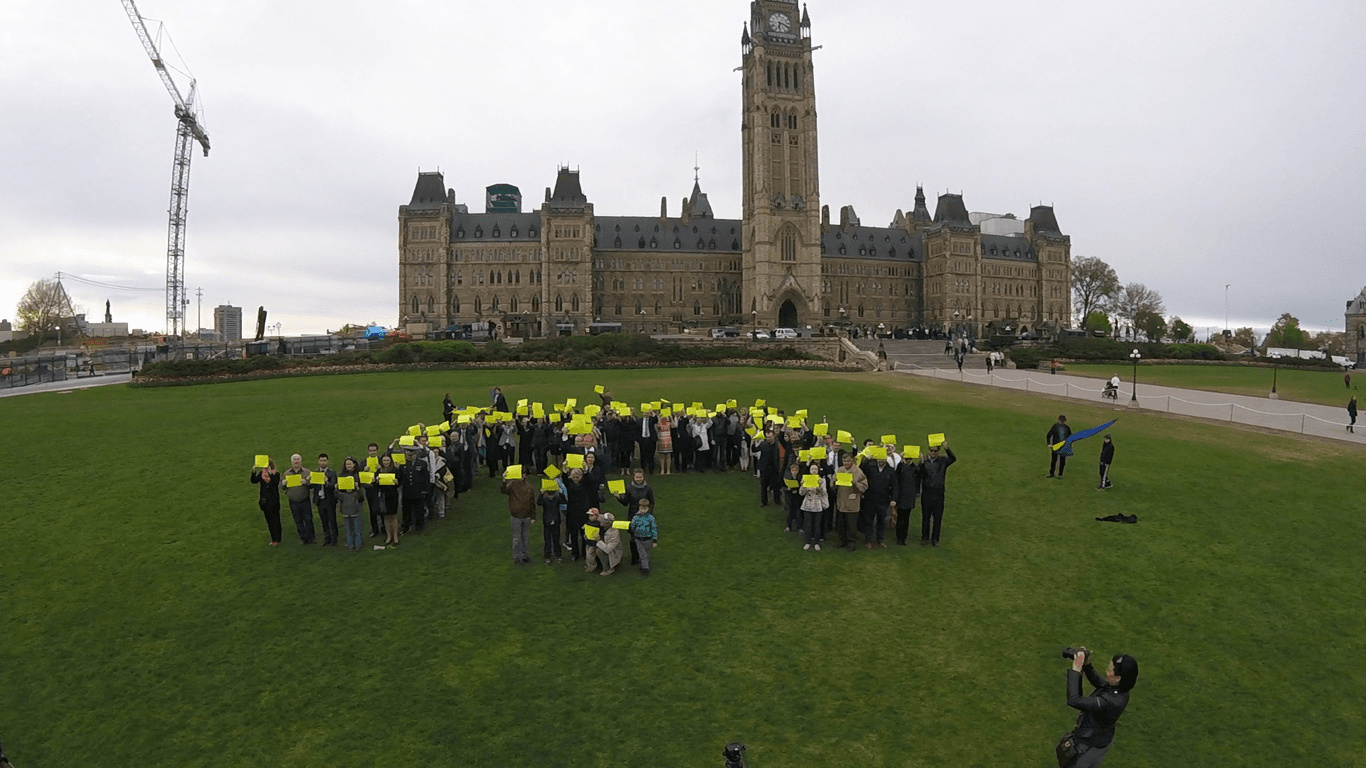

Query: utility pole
196 286 203 338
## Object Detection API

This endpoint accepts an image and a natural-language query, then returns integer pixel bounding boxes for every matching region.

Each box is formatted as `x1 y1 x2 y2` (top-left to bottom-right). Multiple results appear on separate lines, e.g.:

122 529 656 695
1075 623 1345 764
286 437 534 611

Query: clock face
769 12 791 34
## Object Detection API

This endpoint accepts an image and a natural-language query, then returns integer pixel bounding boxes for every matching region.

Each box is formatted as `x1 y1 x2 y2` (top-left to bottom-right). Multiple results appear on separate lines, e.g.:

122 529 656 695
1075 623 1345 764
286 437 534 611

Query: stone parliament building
397 1 1072 340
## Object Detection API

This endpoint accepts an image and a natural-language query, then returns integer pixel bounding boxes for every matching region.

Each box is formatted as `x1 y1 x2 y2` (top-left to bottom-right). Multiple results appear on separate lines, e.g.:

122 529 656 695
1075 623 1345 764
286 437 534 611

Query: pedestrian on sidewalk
1348 396 1357 434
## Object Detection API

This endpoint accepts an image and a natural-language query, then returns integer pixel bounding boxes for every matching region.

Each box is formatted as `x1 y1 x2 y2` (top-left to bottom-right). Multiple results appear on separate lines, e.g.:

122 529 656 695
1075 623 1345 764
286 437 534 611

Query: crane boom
121 0 211 337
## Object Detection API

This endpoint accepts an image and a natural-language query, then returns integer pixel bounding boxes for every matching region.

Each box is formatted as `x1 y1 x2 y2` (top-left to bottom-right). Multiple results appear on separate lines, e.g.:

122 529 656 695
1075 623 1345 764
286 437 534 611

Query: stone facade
398 0 1071 339
1346 287 1366 364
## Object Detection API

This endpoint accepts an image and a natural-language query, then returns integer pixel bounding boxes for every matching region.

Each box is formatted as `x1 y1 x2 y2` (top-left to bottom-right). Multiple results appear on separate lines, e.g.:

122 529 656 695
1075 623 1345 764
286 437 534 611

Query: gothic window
693 300 701 316
428 296 435 314
771 111 780 128
784 63 790 89
767 62 773 87
510 296 519 312
474 297 482 314
634 299 642 314
655 300 661 315
452 295 460 314
571 294 580 312
858 304 865 318
823 302 830 317
492 296 500 312
410 295 419 314
532 295 540 312
555 294 563 312
615 301 622 316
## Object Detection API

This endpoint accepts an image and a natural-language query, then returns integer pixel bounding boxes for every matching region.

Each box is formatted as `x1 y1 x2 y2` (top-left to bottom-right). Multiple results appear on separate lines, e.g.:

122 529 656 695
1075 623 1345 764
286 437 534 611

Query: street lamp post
1129 348 1141 403
1271 356 1279 398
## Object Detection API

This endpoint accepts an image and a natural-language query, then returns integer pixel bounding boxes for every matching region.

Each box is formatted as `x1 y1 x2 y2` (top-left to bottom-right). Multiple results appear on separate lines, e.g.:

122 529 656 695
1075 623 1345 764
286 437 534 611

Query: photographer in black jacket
1062 648 1138 767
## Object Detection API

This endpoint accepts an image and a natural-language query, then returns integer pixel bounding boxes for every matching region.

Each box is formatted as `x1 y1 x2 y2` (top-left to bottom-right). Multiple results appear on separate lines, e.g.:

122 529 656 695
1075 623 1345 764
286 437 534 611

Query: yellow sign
836 472 854 487
504 466 523 480
767 414 782 424
426 425 442 437
399 435 416 447
549 413 561 423
336 476 357 491
811 447 827 460
870 446 887 461
566 398 577 408
795 409 808 419
440 421 450 432
928 433 946 447
366 457 379 471
518 398 528 407
595 385 605 394
392 453 406 465
254 454 269 468
309 472 326 485
553 403 565 412
585 405 601 417
565 454 585 469
641 402 652 413
533 404 545 418
727 399 738 408
359 472 375 484
430 436 444 448
612 520 630 530
716 403 726 413
881 434 896 445
378 473 397 486
458 414 472 424
608 479 626 495
798 450 812 462
516 406 529 416
745 427 758 438
755 398 766 407
541 479 559 492
802 474 820 488
837 430 853 444
904 445 921 459
408 425 421 436
813 423 829 437
567 420 593 435
544 465 562 479
584 524 600 541
662 407 673 417
285 474 303 488
784 478 799 489
691 402 703 410
786 416 803 428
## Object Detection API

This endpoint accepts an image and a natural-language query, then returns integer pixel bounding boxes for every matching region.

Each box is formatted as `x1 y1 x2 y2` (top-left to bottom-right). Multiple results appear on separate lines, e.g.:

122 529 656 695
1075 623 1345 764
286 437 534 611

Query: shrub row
137 336 816 379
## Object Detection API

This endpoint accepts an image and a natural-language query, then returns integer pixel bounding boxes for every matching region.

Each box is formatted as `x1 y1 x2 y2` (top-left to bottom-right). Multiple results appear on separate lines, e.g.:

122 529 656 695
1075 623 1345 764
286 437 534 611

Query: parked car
772 327 799 340
710 326 740 339
749 329 771 340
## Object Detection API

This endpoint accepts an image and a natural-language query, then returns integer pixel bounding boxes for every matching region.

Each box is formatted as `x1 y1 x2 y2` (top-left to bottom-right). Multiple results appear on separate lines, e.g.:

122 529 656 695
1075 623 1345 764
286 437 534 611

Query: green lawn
1064 361 1359 408
2 368 1362 766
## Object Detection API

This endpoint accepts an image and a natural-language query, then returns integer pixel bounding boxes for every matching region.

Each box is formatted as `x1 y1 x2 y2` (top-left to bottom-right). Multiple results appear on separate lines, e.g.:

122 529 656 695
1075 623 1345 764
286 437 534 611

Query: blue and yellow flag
1051 419 1118 454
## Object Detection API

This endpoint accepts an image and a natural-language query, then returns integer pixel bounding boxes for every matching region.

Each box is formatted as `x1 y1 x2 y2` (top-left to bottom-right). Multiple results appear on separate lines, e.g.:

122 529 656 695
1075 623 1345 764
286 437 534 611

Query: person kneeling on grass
589 510 623 576
629 499 658 576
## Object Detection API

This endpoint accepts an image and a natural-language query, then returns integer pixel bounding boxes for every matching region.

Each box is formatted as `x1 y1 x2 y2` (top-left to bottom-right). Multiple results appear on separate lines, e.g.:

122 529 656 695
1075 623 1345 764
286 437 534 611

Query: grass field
2 368 1363 767
1064 361 1359 408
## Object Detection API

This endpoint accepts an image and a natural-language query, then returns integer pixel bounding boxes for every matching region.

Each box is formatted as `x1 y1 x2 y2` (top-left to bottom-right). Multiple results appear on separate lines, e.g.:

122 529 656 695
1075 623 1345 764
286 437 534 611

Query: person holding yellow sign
374 453 401 548
249 457 283 546
919 439 957 547
589 510 623 576
563 468 598 563
283 454 316 545
835 452 868 551
798 463 828 551
501 465 537 566
894 447 923 546
336 457 367 552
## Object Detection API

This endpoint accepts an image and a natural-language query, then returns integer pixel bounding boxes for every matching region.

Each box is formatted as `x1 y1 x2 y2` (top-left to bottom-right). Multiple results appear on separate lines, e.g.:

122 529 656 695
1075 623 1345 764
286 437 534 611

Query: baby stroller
1101 382 1119 401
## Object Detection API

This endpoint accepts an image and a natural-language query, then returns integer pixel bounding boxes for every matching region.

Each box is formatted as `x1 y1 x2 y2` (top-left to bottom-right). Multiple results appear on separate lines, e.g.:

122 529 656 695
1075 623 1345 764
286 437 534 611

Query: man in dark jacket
313 453 339 546
401 446 431 534
893 451 921 545
919 442 957 546
1047 415 1072 478
1097 434 1115 490
859 453 898 548
755 430 783 506
1064 649 1138 767
636 411 659 474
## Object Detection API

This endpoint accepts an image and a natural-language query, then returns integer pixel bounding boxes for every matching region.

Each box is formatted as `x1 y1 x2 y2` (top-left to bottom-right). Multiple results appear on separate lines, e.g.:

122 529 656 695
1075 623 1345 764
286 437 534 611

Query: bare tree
16 278 73 347
1112 283 1165 332
1070 256 1121 326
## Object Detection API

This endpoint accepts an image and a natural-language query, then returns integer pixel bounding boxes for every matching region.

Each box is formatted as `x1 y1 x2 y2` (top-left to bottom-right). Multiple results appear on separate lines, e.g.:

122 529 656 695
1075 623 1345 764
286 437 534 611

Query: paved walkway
0 373 133 399
895 365 1364 444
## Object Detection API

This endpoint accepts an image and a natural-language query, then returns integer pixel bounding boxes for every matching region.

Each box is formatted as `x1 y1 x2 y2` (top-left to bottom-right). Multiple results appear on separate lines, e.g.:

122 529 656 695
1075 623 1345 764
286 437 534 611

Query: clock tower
741 1 821 330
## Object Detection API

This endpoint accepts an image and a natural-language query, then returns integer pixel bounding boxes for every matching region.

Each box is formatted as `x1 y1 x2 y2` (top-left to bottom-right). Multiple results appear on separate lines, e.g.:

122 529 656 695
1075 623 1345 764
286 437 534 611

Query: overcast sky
3 0 1363 338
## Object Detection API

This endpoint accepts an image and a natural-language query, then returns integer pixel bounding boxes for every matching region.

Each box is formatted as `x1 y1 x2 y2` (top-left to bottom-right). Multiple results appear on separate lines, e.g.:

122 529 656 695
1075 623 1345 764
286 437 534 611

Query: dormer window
474 226 483 238
510 226 519 238
456 228 465 238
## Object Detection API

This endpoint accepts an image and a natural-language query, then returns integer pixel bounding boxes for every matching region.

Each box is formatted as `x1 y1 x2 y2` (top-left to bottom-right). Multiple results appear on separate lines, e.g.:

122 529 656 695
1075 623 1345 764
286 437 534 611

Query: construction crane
121 0 210 338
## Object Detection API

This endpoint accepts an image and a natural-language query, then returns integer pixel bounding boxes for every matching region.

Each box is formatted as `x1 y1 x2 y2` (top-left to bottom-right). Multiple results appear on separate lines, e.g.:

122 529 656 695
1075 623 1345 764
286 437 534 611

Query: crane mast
121 0 210 337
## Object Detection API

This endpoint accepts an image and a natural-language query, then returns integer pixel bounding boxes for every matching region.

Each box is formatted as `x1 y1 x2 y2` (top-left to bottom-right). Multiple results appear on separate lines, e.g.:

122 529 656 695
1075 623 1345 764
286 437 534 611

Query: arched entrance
778 299 798 329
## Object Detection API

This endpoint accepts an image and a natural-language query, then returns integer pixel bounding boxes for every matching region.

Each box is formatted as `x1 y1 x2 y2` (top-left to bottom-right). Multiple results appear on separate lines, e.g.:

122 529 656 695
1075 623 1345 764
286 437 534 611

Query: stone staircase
848 338 991 370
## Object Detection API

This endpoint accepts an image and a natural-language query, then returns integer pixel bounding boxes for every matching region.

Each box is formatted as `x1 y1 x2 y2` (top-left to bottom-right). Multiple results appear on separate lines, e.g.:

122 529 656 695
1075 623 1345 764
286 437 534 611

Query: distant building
1346 287 1366 364
214 305 243 342
85 322 129 338
397 1 1072 339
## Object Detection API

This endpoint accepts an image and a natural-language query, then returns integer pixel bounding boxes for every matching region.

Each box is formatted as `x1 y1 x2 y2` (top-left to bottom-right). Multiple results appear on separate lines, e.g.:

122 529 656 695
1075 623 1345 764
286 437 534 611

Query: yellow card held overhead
549 413 561 423
786 416 803 428
651 401 662 411
641 403 652 413
378 473 397 486
813 423 829 437
928 433 946 447
784 478 799 489
595 385 605 394
504 466 523 480
585 405 601 417
836 472 854 487
544 465 561 479
399 435 416 447
870 446 888 461
566 398 577 408
745 427 757 438
796 409 808 419
517 406 529 416
798 450 812 462
426 425 442 437
565 454 585 469
408 425 421 436
336 476 356 491
285 474 303 488
584 524 600 541
881 435 896 445
811 447 827 460
904 445 921 459
458 414 472 424
691 402 703 410
837 430 853 444
359 472 375 484
755 398 766 407
430 436 444 448
802 474 820 489
541 479 559 492
518 398 528 407
254 454 269 468
662 407 673 417
553 403 565 412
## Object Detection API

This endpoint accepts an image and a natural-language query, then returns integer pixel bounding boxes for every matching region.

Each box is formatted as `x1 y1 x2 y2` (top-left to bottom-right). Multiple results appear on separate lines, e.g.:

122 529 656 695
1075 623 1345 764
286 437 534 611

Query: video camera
1061 646 1089 660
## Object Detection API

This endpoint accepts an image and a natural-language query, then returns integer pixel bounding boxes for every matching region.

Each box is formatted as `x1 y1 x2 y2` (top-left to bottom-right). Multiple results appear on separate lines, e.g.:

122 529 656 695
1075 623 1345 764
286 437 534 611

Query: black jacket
1099 441 1115 465
860 461 898 509
894 461 921 508
755 439 781 474
1047 422 1072 450
1067 665 1129 748
920 447 957 495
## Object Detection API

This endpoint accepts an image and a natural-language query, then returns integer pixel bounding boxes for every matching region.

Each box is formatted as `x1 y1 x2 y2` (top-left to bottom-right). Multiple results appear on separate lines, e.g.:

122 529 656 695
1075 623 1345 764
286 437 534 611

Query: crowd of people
248 384 963 569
